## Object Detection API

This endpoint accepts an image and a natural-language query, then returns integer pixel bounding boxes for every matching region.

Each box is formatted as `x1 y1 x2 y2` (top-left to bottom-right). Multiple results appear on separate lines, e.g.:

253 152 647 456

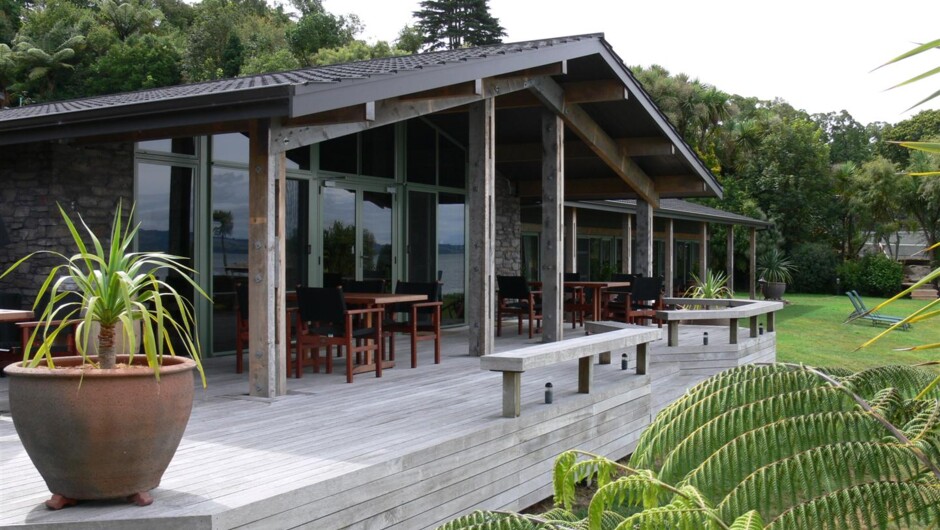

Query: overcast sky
320 0 939 126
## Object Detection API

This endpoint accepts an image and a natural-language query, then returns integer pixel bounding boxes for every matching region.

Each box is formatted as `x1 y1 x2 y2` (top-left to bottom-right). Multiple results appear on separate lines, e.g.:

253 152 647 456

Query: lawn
774 292 939 371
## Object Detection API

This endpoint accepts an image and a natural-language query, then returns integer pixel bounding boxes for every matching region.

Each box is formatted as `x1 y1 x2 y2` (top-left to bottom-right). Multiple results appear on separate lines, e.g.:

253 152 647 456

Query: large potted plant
758 248 795 300
1 203 208 509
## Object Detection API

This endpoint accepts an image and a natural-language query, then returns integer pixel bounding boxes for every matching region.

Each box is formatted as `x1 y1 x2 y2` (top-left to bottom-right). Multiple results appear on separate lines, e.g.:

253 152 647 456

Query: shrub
790 242 838 293
836 259 863 294
860 253 903 296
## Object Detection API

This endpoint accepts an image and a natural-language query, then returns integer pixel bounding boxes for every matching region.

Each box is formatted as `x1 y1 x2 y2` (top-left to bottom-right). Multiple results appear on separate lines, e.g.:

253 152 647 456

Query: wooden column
699 223 709 277
468 99 496 357
541 110 564 343
635 200 653 277
726 227 735 294
564 207 577 273
622 214 632 273
247 119 287 398
665 218 674 296
749 227 757 299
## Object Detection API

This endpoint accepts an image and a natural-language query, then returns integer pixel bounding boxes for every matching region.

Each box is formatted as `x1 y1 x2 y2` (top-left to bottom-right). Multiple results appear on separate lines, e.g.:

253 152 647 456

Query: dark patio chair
496 275 542 338
846 291 910 330
609 276 663 326
384 281 442 368
294 286 384 383
323 272 343 289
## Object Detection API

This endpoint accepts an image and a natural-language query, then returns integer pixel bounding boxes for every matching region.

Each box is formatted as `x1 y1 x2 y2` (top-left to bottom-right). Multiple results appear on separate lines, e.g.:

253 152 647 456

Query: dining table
0 308 34 323
529 281 631 322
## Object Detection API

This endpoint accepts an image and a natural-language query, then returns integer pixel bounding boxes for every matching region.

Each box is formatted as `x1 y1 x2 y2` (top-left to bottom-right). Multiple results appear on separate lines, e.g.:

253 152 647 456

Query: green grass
774 292 939 371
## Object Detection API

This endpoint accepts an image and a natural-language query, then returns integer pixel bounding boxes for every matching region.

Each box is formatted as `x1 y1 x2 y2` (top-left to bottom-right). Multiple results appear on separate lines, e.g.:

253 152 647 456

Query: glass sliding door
438 193 465 325
361 190 393 284
408 191 436 283
322 186 357 284
321 185 394 288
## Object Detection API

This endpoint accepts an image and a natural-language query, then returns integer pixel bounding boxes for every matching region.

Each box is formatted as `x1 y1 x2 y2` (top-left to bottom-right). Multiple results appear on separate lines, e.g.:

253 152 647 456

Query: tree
309 40 405 66
286 2 361 65
0 0 25 43
85 33 180 94
239 48 300 75
812 109 873 165
854 156 911 259
395 24 424 55
413 0 505 52
95 0 163 41
877 109 940 167
220 33 243 77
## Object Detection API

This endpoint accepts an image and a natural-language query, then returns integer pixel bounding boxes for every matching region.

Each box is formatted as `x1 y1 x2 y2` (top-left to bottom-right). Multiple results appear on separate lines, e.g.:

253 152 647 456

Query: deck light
759 323 764 335
621 353 628 370
545 382 553 404
703 332 709 346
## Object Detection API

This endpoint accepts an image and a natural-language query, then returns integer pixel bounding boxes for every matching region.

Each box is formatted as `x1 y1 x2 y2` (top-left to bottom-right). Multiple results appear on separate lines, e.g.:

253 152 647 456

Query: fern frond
683 411 887 501
588 471 664 528
766 482 940 529
843 365 938 400
717 441 927 522
657 387 856 485
868 387 906 417
633 370 828 470
553 451 579 509
539 508 580 523
435 510 539 530
728 511 764 530
615 506 717 530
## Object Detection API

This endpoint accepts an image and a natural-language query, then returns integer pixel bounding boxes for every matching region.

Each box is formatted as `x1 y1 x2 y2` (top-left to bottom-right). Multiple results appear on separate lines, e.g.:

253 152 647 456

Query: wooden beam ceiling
527 76 659 207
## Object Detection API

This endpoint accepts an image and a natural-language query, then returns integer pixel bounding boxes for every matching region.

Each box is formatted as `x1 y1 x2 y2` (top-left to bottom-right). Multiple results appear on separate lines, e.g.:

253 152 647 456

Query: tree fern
728 511 764 530
766 482 940 529
683 411 889 501
633 369 826 469
656 387 857 485
843 365 940 400
716 442 928 522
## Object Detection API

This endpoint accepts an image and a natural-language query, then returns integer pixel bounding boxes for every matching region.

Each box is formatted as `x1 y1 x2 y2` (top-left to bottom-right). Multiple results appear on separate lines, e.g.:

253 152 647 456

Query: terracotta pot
4 355 195 503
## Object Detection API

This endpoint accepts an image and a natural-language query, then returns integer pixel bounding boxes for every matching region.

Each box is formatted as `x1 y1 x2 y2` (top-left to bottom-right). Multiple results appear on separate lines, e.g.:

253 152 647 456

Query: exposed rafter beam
282 102 375 127
517 177 633 199
497 137 673 162
527 77 659 207
436 79 629 113
397 80 482 100
273 75 541 153
495 61 566 79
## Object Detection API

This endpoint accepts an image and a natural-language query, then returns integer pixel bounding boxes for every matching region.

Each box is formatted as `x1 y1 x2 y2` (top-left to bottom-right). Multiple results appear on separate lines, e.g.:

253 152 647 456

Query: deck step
911 288 938 300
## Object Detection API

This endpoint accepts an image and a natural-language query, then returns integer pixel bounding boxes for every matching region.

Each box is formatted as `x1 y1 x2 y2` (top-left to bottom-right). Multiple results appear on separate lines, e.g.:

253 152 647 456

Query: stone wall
0 141 134 305
494 174 520 276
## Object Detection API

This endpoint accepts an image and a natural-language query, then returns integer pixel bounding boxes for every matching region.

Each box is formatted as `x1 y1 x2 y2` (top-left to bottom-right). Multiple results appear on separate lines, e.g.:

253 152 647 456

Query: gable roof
0 34 722 200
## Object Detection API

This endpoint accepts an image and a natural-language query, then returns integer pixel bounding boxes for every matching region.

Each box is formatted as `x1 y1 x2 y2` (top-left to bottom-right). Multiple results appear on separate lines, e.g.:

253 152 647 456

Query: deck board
0 323 774 529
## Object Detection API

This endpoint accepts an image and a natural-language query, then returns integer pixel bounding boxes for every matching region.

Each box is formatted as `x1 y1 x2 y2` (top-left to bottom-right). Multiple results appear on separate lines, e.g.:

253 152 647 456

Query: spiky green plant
684 269 733 300
757 249 795 284
0 202 208 384
436 364 940 529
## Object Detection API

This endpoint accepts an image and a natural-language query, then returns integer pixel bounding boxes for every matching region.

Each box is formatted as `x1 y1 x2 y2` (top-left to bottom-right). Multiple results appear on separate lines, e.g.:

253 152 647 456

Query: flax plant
0 202 208 385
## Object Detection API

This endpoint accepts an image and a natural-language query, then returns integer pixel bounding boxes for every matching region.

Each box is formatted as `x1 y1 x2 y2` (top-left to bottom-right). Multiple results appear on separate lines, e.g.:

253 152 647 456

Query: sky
320 0 940 126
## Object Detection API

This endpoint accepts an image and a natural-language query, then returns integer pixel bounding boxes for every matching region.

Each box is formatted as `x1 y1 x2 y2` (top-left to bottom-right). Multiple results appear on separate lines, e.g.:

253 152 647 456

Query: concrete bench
481 325 661 417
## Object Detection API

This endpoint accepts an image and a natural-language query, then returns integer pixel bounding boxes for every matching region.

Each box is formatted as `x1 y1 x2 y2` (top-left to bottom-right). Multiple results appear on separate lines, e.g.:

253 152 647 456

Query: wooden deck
0 323 775 529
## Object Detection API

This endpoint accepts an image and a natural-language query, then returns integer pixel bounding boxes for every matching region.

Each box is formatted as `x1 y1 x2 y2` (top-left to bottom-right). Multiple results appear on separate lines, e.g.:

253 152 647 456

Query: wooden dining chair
496 275 542 338
294 286 384 383
603 273 638 321
562 272 587 328
384 281 442 368
624 276 665 327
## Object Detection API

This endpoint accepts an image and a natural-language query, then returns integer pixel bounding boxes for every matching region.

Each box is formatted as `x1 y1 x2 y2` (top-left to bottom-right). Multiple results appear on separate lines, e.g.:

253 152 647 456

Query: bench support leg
767 312 775 333
599 351 611 364
667 321 679 347
729 319 738 344
578 356 593 393
502 372 521 418
636 343 648 375
750 316 759 338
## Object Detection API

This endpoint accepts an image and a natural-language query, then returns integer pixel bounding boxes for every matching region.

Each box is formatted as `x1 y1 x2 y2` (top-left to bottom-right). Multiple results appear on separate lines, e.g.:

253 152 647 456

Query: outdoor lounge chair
845 290 911 330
